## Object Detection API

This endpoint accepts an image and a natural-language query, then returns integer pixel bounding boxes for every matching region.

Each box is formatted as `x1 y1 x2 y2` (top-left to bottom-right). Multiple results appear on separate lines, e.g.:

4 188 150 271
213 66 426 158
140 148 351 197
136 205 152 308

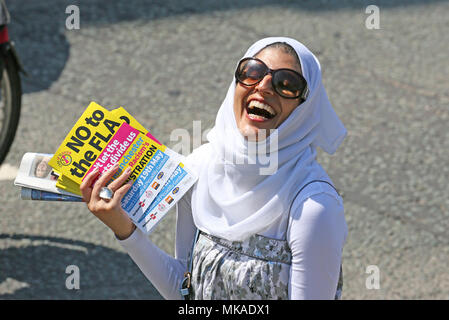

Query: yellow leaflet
49 101 123 185
111 107 148 135
110 107 184 175
56 175 82 196
111 107 162 146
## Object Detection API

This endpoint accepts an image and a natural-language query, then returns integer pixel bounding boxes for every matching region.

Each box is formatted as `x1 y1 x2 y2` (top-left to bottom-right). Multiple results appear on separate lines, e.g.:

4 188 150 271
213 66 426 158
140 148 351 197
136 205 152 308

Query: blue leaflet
121 150 168 212
137 165 187 223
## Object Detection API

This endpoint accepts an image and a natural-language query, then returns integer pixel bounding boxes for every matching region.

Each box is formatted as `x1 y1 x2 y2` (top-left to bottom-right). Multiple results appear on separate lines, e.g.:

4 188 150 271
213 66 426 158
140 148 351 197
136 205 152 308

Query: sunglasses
235 57 309 100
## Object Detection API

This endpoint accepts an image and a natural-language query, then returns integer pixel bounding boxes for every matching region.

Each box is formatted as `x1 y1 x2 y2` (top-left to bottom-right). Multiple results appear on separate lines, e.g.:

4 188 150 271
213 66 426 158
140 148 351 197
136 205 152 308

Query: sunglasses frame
235 57 309 100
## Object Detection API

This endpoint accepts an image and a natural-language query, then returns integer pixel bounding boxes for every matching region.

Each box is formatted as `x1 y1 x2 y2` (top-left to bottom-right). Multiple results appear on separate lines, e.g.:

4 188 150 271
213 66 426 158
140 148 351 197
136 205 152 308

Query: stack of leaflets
14 101 198 235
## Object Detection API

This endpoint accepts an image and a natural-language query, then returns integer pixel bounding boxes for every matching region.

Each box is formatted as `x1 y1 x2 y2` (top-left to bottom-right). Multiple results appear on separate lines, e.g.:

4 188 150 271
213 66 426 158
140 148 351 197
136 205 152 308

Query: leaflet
56 173 83 196
53 106 162 197
80 121 179 220
136 163 197 234
49 101 123 185
111 107 161 145
117 135 178 220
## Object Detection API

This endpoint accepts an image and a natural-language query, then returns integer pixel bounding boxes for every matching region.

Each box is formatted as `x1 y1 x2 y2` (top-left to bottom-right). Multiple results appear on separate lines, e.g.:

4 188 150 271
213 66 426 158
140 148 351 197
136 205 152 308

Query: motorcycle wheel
0 49 21 165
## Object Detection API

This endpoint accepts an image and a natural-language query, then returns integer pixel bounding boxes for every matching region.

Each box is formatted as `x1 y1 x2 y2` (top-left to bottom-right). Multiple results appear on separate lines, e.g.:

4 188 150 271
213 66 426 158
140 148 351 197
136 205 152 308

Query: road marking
0 163 19 181
0 277 30 295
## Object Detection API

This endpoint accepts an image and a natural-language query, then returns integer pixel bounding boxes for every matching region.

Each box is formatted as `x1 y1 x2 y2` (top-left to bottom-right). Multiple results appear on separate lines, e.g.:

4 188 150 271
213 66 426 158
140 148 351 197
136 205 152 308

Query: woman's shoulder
287 181 347 244
289 179 344 220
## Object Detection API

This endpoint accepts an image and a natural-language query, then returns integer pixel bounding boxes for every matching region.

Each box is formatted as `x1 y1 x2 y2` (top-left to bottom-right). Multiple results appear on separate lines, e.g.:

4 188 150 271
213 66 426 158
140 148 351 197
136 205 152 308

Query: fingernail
108 163 118 172
92 167 99 174
125 167 131 174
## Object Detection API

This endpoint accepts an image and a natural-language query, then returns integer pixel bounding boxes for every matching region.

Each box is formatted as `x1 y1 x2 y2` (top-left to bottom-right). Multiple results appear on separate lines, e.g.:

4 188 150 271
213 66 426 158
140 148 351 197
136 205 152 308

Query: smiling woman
82 37 348 300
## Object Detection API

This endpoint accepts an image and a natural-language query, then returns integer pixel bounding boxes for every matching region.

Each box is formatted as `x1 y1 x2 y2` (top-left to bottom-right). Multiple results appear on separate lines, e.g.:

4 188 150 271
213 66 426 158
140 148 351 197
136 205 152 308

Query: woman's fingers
107 166 133 191
81 163 135 237
111 179 134 207
91 163 120 200
80 167 100 203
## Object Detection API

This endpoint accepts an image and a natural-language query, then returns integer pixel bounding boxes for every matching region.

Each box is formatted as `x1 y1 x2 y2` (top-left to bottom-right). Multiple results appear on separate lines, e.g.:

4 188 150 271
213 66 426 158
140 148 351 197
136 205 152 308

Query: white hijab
188 37 347 241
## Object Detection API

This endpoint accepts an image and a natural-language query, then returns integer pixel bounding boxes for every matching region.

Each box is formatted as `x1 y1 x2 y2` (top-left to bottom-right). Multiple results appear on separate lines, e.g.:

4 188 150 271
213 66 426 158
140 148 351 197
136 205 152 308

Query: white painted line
0 277 30 295
0 163 19 181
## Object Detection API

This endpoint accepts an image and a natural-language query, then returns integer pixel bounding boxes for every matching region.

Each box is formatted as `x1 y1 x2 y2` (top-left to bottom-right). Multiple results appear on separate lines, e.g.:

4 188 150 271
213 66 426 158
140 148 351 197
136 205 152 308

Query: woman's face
233 47 303 140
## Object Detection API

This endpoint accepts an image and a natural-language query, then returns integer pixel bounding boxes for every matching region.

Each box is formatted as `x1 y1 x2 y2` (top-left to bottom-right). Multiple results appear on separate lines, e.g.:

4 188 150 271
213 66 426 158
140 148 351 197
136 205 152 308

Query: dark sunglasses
235 57 309 100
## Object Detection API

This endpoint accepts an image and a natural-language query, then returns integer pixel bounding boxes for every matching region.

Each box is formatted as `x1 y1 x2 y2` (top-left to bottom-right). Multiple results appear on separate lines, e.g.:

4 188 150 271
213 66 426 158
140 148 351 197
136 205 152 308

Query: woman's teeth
246 100 276 120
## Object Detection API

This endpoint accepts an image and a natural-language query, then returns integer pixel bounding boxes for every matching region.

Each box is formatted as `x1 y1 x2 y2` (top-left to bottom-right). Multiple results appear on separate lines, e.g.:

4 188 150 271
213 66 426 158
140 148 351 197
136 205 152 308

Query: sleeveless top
183 180 344 300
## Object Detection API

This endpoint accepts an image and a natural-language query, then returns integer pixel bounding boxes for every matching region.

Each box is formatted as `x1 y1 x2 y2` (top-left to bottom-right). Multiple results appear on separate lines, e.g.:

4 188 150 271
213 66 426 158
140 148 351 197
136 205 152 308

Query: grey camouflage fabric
188 231 343 300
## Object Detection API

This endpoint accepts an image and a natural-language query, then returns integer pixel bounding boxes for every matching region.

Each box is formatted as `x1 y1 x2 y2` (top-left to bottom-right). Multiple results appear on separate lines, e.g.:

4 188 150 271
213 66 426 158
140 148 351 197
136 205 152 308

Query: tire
0 49 21 165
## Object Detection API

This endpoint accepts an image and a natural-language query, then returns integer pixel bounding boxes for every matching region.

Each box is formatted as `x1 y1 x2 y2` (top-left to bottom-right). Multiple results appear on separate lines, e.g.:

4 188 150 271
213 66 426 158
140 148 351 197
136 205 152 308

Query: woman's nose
254 73 275 95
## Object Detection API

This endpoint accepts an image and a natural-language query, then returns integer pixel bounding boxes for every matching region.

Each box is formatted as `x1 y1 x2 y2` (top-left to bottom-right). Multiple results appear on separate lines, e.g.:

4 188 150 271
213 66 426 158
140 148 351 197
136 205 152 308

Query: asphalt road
0 0 448 299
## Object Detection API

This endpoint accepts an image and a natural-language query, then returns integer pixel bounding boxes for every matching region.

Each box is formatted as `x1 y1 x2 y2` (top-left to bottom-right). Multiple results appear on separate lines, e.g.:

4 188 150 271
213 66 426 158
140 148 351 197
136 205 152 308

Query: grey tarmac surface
0 0 448 299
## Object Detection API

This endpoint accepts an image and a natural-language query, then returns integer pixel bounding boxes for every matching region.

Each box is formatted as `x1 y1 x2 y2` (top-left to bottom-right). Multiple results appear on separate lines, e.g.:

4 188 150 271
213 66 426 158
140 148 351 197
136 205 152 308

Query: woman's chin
238 123 273 142
234 108 277 141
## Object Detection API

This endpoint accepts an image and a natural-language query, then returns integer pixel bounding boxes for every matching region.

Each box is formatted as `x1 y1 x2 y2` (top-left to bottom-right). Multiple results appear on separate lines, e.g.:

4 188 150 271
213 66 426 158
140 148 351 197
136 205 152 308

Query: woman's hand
80 163 136 240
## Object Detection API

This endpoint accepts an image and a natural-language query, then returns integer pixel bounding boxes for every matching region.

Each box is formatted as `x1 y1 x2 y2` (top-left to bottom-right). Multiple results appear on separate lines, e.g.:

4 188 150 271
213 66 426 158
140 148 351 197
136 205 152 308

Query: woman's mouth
245 100 277 122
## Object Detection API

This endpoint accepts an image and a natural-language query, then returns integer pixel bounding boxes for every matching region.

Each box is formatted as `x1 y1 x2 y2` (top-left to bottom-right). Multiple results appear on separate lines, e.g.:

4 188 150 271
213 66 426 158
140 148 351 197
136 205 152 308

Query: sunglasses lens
272 70 305 98
236 59 267 85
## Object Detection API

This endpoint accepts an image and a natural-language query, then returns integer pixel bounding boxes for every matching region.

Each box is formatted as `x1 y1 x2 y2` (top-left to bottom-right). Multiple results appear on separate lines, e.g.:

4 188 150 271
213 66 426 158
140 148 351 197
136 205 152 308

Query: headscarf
187 37 347 241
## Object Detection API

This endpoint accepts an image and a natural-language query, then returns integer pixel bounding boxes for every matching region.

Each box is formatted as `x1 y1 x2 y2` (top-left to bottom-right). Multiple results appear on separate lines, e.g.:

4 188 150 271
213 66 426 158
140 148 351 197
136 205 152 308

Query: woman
80 37 348 300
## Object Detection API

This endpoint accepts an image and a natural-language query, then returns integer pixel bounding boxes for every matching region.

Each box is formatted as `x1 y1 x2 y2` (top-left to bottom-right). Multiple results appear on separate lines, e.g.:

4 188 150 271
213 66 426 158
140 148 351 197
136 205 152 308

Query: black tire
0 49 21 165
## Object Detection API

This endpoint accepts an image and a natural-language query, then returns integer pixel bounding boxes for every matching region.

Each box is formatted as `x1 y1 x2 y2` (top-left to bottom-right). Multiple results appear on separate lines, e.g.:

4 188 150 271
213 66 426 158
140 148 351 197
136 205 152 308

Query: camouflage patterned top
182 179 344 300
187 230 343 300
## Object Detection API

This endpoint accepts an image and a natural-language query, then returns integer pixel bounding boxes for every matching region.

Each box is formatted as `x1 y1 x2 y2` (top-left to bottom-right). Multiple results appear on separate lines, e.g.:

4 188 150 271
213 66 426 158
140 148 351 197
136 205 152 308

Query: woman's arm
117 188 197 300
287 192 347 299
79 162 197 299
